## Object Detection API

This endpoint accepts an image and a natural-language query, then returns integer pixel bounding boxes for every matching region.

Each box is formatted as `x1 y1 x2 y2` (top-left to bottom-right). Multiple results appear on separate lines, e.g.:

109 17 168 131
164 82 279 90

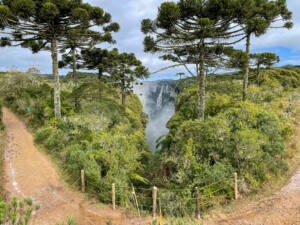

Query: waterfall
133 80 176 151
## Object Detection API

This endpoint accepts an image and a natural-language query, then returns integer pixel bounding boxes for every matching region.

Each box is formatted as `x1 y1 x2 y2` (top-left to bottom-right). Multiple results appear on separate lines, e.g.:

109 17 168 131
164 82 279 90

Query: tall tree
235 0 293 101
81 47 119 81
176 72 185 80
141 0 242 119
226 49 248 71
59 27 119 87
0 0 118 118
250 52 280 84
109 50 149 105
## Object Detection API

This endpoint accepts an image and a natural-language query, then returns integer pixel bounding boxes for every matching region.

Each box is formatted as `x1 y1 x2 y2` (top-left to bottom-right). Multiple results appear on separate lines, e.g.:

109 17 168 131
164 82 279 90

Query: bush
258 68 300 88
0 196 40 225
0 107 4 131
157 82 291 204
34 127 55 144
44 129 68 152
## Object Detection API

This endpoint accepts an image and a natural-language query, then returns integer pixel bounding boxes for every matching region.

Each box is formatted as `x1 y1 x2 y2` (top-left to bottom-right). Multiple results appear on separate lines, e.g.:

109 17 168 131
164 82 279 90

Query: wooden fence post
195 187 201 220
152 186 157 218
112 183 116 210
132 186 140 216
81 169 85 193
234 172 238 200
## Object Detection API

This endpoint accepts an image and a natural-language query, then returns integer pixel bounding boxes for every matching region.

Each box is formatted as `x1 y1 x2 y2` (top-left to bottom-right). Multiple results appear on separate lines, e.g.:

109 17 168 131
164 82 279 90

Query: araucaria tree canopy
250 52 280 84
109 49 149 106
59 27 119 87
0 0 119 117
234 0 292 101
141 0 243 119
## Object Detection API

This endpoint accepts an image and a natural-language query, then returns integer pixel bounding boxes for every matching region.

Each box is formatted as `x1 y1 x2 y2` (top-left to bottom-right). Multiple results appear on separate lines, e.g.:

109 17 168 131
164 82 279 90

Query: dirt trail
2 107 145 225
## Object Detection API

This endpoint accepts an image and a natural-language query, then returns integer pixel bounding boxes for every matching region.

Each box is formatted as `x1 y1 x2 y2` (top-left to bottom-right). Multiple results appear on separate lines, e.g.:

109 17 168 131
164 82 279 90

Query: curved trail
2 107 144 225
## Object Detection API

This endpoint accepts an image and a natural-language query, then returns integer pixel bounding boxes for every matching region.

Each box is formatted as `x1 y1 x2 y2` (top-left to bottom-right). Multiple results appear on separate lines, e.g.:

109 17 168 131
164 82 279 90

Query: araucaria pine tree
250 52 280 84
235 0 292 101
109 50 149 105
80 47 119 81
0 0 118 117
59 27 119 87
141 0 243 119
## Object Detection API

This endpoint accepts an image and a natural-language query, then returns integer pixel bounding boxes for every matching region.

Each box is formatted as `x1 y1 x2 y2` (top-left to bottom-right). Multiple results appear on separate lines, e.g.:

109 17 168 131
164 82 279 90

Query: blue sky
0 0 299 80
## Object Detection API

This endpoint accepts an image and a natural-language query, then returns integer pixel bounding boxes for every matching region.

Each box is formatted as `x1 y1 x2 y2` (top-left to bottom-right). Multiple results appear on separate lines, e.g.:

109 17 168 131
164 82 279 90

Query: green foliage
0 107 4 131
0 72 150 205
257 68 300 88
226 49 248 70
1 0 120 117
56 216 77 225
141 0 244 118
80 48 119 81
250 52 280 68
154 67 297 215
0 196 39 225
235 0 292 100
1 0 118 52
0 71 69 127
151 218 203 225
107 49 149 105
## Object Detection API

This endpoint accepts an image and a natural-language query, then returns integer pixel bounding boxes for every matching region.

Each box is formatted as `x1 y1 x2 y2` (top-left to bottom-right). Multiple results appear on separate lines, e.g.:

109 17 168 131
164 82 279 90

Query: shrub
158 92 289 202
34 127 55 144
56 216 77 225
0 196 39 225
0 107 4 131
44 129 68 152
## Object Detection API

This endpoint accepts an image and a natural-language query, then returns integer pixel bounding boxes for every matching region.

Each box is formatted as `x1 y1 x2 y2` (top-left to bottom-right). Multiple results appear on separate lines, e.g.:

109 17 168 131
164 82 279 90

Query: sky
0 0 299 80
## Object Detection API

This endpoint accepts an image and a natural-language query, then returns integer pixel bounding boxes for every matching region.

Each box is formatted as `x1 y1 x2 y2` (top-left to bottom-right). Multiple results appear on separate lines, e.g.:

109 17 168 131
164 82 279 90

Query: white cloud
0 0 299 77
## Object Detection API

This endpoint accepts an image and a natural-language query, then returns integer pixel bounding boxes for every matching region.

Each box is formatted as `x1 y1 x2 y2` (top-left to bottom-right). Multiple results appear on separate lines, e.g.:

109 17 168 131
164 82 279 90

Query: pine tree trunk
51 36 61 118
198 44 206 120
72 48 79 110
121 76 126 106
97 67 103 99
72 48 77 87
98 68 103 81
122 92 126 106
256 63 261 85
243 34 251 101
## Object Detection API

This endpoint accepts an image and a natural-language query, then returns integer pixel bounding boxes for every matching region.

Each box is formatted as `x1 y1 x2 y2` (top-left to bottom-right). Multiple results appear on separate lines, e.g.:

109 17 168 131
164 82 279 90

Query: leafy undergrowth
152 68 300 217
0 68 299 221
0 71 151 205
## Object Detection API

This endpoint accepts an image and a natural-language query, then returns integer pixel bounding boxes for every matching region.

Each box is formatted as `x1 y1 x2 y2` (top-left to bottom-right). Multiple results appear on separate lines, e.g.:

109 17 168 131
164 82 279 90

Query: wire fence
67 169 238 218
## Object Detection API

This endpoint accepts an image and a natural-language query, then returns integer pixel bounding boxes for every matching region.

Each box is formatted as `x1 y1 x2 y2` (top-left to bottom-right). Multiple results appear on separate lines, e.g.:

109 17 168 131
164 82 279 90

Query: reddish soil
2 107 147 225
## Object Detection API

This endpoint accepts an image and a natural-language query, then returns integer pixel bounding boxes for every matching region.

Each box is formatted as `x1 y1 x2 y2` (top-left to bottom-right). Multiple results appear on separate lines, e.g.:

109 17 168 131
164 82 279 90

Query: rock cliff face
133 80 177 151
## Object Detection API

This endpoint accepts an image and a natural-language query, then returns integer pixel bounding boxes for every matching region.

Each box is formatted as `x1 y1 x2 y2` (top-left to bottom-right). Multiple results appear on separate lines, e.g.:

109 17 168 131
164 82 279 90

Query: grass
150 217 203 225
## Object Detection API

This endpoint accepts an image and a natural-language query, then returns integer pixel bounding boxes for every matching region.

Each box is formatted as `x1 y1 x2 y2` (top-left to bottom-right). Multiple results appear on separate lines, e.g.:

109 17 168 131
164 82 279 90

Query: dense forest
0 0 299 224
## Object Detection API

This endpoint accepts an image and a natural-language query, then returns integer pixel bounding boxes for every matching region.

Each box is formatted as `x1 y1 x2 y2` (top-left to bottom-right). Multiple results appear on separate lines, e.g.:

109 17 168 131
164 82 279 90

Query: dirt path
205 126 300 225
2 107 145 225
